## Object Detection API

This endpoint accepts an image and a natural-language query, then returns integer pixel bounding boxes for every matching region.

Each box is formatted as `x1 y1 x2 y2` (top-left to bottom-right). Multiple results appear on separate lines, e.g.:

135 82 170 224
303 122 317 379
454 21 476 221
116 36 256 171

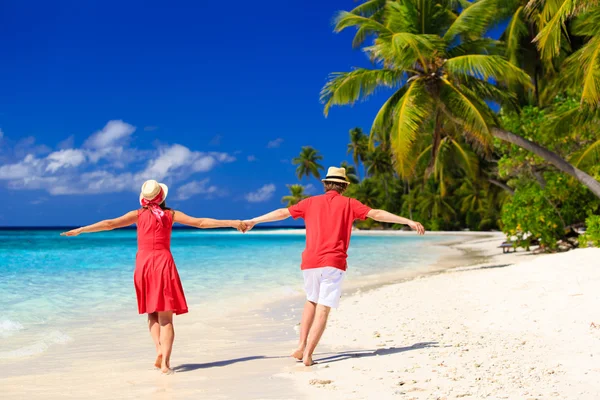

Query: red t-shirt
288 190 372 271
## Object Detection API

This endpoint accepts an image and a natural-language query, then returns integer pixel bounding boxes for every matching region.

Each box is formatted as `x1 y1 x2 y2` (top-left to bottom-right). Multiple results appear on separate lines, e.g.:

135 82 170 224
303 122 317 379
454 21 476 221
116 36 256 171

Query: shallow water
0 229 458 359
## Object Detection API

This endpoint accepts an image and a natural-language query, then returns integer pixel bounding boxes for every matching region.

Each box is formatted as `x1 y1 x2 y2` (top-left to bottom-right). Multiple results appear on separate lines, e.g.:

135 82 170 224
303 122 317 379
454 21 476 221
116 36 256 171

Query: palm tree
457 179 488 214
340 161 360 184
282 184 309 206
352 178 381 208
321 0 600 199
413 124 479 197
292 146 324 180
365 144 394 198
558 7 600 106
347 127 369 178
417 180 457 224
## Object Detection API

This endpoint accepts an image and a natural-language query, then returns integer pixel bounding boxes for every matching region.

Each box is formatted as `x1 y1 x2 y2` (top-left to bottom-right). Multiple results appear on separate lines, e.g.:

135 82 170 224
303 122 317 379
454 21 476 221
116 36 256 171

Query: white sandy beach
2 232 600 399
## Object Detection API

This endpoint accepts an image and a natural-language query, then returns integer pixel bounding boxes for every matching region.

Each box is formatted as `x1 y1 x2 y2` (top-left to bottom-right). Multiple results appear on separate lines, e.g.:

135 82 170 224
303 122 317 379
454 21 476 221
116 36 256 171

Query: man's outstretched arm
243 208 292 232
366 209 426 235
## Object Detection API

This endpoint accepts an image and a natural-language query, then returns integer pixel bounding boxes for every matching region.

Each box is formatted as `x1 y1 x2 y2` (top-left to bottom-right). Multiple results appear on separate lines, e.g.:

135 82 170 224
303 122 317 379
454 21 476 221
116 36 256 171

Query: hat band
324 175 348 182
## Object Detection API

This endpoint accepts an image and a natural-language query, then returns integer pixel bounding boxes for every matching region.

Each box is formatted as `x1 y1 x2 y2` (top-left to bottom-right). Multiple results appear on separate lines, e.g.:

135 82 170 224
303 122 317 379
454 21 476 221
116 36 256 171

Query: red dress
134 209 188 315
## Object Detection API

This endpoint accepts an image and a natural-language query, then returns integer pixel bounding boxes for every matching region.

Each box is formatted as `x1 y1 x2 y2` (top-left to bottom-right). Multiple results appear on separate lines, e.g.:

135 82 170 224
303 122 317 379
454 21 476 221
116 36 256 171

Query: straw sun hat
321 166 350 185
139 180 169 203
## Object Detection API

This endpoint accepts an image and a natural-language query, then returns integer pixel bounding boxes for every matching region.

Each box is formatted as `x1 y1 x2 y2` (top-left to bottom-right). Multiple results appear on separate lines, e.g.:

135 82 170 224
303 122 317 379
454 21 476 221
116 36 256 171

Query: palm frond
321 69 404 116
370 86 408 145
384 1 418 33
503 6 529 65
385 32 444 71
443 0 499 41
444 55 533 88
389 78 435 168
580 37 600 106
439 78 493 151
569 11 600 105
448 38 505 57
349 0 387 18
532 0 599 60
334 11 392 35
450 138 478 179
574 139 600 168
458 75 519 109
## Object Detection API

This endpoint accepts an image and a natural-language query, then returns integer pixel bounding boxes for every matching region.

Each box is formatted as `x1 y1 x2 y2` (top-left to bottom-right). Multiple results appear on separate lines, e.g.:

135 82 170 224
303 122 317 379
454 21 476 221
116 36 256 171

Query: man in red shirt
243 167 425 366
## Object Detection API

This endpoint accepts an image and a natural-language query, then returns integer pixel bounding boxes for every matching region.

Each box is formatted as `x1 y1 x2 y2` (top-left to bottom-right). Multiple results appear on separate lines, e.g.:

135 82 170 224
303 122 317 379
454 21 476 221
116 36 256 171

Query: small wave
0 319 24 337
0 330 73 360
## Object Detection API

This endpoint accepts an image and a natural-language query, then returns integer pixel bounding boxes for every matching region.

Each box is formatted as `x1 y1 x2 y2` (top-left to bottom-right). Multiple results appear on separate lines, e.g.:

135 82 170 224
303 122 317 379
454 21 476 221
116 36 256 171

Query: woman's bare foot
154 354 163 369
302 355 315 367
291 348 304 360
161 367 175 375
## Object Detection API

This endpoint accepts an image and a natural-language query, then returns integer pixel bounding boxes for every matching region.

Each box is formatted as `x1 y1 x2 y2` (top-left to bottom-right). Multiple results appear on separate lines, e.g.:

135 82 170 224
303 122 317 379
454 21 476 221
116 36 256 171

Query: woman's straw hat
321 166 350 185
139 180 169 203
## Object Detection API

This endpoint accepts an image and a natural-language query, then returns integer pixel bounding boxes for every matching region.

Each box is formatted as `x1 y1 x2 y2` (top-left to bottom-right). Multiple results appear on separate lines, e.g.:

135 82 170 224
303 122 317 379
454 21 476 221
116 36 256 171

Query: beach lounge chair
499 241 515 253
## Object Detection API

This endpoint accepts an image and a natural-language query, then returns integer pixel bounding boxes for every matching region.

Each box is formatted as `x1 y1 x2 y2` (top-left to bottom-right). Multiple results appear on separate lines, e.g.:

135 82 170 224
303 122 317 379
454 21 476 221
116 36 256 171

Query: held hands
60 228 83 237
234 220 247 232
233 220 255 233
408 221 426 235
240 220 256 233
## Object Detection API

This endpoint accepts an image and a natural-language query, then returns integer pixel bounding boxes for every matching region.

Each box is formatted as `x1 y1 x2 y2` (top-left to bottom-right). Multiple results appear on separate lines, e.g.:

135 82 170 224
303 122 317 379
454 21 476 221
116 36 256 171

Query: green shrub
580 215 600 248
502 183 562 249
501 173 600 250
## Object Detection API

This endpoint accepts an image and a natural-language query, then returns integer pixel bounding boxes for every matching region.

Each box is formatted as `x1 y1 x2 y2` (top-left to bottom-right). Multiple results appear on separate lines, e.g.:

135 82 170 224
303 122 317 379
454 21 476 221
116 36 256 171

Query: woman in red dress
62 180 244 374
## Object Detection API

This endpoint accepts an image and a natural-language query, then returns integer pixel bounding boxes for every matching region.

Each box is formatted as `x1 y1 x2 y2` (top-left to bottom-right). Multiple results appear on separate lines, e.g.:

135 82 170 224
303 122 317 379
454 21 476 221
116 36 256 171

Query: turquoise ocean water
0 228 456 360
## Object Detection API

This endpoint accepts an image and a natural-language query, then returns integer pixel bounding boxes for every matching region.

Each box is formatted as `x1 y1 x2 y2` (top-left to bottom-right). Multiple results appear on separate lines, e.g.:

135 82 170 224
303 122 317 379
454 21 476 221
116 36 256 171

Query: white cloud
0 154 42 180
245 184 276 203
247 155 257 162
140 145 235 181
175 179 220 201
0 121 237 197
84 120 135 149
267 138 284 148
45 149 86 173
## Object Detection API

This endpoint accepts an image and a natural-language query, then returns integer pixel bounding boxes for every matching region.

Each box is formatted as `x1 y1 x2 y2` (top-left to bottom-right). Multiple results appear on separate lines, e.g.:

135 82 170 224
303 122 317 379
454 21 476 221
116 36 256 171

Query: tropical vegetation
281 0 600 251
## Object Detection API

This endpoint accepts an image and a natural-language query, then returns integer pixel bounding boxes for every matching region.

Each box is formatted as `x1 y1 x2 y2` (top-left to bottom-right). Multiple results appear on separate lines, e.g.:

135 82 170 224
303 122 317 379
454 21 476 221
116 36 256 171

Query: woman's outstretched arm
173 211 244 230
61 211 138 237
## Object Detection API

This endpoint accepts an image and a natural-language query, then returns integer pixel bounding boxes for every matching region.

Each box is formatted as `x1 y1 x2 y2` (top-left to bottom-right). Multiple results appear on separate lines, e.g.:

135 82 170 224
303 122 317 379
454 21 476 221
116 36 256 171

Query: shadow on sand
313 341 438 364
173 355 284 372
173 341 438 372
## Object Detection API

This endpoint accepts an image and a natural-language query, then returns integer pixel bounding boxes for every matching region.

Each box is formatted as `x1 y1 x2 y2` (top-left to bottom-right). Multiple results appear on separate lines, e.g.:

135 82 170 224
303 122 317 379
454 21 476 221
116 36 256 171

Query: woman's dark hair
323 181 349 194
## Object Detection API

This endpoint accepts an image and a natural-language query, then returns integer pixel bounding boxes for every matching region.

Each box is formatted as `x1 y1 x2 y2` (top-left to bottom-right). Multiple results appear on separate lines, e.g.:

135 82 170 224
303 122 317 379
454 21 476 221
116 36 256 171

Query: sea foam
0 330 73 360
0 319 24 338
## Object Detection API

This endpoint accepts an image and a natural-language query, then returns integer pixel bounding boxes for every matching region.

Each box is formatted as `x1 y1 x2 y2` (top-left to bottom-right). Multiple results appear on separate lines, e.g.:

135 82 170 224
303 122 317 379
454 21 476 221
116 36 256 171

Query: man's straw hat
321 167 350 185
139 180 169 203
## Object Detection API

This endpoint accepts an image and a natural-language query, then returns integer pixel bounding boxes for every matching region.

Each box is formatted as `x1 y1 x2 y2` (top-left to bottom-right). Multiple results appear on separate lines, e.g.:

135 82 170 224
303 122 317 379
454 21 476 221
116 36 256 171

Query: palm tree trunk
491 127 600 199
406 180 413 220
488 179 515 195
426 111 442 178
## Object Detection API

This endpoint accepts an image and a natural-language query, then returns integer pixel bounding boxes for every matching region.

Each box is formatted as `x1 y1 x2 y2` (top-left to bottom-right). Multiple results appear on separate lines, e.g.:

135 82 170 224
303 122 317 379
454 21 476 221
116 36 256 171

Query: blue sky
0 0 390 226
0 1 506 226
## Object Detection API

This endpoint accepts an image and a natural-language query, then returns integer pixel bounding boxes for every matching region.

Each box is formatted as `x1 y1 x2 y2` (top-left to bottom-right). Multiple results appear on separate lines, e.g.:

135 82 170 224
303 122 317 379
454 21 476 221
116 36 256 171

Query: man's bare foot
154 354 163 369
303 355 316 367
291 348 304 360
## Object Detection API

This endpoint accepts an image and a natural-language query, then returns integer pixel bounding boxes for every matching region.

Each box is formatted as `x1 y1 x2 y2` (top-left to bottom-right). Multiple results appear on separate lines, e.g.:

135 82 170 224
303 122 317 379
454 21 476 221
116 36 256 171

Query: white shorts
303 267 346 308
